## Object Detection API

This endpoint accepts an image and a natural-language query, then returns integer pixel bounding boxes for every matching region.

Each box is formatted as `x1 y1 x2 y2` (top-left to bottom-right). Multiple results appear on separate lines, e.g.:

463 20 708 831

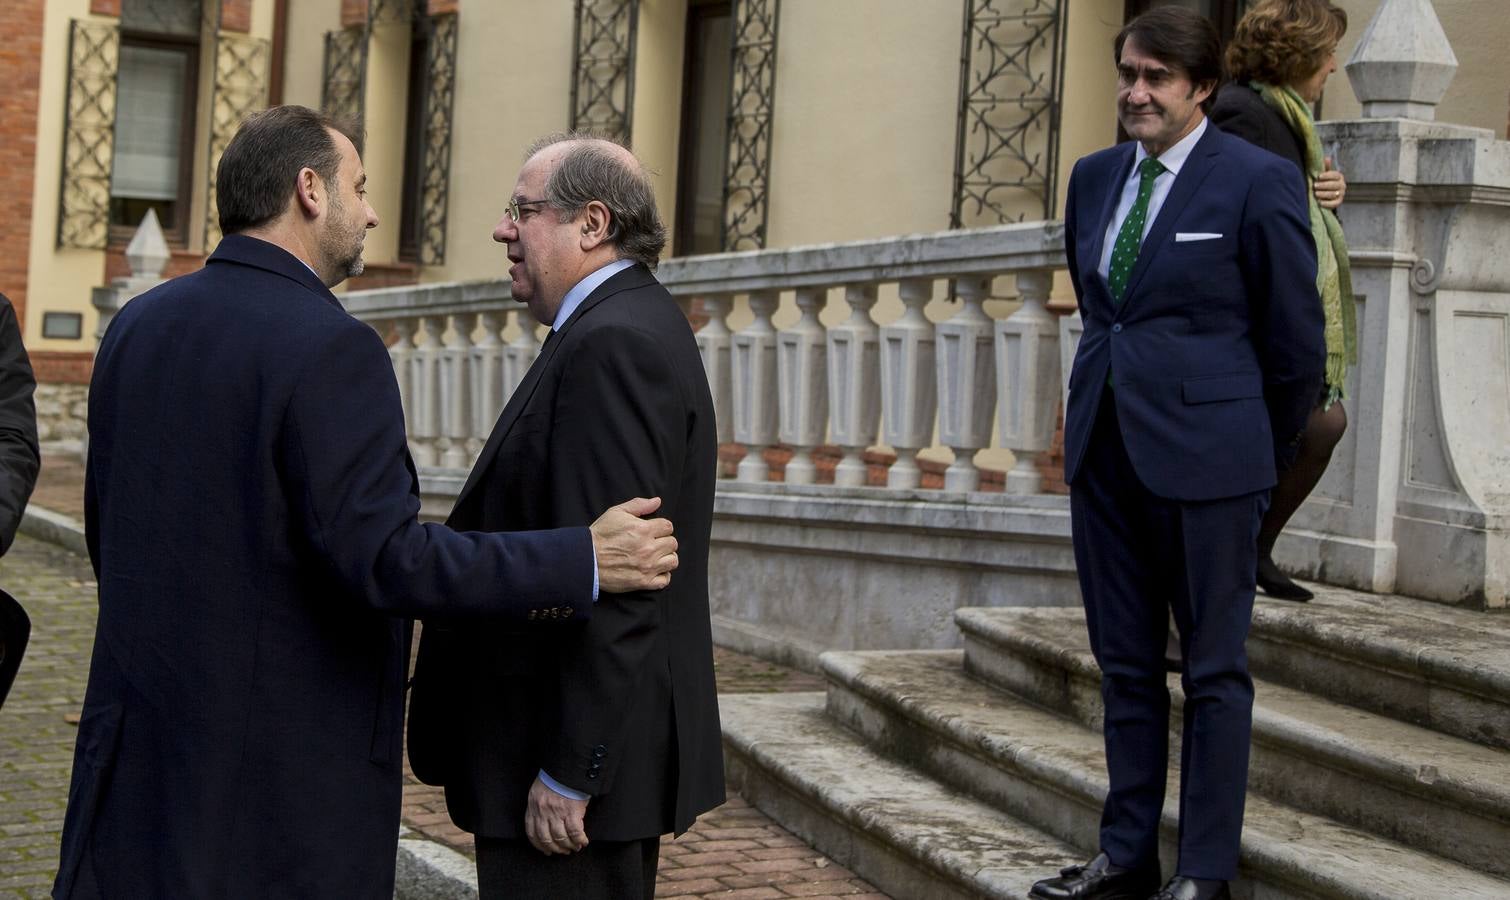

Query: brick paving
0 536 97 899
0 456 890 898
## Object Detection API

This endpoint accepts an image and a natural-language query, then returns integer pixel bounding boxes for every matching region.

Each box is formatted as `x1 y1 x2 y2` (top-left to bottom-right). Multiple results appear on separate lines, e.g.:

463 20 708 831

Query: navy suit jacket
1063 123 1325 501
56 236 592 898
408 264 724 842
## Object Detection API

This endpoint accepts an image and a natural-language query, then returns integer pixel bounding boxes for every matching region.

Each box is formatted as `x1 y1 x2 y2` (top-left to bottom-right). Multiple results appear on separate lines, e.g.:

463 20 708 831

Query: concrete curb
395 827 478 899
18 504 88 557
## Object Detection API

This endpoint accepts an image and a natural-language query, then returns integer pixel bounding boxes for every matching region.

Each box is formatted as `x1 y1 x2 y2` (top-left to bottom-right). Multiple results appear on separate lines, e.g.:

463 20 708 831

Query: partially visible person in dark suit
0 291 39 554
53 106 681 899
0 290 39 710
1212 0 1355 602
407 134 723 900
1030 9 1323 900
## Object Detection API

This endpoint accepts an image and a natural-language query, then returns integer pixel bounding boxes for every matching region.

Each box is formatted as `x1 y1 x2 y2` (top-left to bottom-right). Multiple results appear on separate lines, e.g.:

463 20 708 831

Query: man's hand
1315 158 1345 210
525 775 589 855
590 497 678 593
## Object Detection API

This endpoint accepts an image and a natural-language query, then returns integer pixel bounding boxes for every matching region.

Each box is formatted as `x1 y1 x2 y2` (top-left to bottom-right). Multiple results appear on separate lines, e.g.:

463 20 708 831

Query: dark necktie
1107 157 1167 302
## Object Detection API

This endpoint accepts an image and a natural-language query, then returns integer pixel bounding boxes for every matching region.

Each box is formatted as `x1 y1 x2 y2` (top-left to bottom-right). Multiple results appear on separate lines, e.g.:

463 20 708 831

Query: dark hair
526 132 667 268
1226 0 1347 86
1115 7 1223 112
215 105 363 235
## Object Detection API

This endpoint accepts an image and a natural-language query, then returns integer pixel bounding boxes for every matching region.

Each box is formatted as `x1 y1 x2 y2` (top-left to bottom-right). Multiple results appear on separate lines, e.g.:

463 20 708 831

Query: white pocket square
1175 232 1223 242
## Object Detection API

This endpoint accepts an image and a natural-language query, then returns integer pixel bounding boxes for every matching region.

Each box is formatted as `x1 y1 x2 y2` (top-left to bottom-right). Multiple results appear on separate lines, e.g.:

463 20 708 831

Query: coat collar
449 262 655 517
207 234 343 309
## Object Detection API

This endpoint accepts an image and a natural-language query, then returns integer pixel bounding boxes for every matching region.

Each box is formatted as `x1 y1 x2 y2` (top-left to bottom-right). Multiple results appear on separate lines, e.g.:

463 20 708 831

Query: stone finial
125 208 171 280
1345 0 1457 121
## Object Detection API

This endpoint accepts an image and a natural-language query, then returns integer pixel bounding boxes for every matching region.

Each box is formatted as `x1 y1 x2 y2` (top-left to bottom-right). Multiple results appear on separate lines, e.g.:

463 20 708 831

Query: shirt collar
552 258 636 331
1133 115 1207 177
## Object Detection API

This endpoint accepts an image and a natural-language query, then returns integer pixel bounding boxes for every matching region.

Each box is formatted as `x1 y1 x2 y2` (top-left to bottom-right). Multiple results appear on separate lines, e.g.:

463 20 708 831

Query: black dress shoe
1256 554 1313 601
1029 852 1161 899
1149 875 1231 900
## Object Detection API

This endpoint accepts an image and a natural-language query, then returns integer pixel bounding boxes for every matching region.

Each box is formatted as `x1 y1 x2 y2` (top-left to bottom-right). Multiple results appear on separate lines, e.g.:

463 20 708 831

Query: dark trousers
1069 392 1265 881
476 835 660 900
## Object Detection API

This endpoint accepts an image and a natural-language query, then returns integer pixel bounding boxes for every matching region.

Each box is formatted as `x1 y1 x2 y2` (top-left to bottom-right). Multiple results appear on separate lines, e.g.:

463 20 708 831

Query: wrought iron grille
322 26 369 130
570 0 638 142
204 34 270 245
721 0 780 251
415 13 458 265
950 0 1067 226
57 21 121 250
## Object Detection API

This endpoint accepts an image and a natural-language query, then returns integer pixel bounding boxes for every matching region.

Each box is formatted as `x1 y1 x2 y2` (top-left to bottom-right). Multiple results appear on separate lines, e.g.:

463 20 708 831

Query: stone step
1247 586 1510 750
720 691 1083 900
955 606 1510 880
821 649 1510 900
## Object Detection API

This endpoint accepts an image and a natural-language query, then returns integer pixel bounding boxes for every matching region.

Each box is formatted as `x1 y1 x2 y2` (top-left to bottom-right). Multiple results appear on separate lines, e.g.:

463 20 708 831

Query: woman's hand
1315 157 1346 210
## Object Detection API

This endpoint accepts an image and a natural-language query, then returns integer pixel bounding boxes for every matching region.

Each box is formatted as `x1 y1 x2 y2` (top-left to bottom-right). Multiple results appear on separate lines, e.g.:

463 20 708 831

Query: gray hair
526 132 667 268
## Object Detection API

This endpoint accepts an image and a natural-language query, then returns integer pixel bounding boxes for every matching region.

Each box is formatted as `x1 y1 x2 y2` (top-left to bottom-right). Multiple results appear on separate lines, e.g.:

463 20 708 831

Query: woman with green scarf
1210 0 1355 602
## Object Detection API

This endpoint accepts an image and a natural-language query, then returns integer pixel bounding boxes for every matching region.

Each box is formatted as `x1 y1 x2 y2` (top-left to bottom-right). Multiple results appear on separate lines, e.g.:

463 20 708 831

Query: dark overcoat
55 235 592 898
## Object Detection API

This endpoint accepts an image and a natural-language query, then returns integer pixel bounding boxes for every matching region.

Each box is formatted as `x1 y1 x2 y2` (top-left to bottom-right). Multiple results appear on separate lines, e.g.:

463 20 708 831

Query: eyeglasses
505 197 549 222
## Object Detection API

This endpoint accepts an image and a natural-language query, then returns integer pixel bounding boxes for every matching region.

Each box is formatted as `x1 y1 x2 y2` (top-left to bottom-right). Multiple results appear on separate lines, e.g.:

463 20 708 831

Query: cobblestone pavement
0 459 888 898
0 536 96 899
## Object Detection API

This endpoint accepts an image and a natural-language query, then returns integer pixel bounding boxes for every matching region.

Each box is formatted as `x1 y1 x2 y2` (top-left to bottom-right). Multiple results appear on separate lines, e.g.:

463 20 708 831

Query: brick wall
429 0 459 15
103 246 207 284
30 352 94 386
0 0 45 330
220 0 252 33
342 0 368 28
90 0 120 15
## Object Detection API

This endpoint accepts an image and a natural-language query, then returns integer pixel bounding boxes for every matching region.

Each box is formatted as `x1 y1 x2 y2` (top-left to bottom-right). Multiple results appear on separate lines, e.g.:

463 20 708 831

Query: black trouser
476 835 660 900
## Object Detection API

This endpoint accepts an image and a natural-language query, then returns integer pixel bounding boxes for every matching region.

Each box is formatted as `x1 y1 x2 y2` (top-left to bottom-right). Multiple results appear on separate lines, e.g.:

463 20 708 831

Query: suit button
586 769 600 780
528 609 537 621
593 744 606 754
1111 323 1123 333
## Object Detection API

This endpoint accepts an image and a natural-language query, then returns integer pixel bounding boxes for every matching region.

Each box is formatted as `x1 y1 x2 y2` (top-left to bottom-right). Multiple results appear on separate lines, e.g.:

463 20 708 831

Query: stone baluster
994 270 1060 493
503 309 542 400
935 277 996 491
408 314 444 467
469 311 505 453
776 288 829 484
438 313 474 468
880 278 938 489
827 284 881 487
388 318 416 438
731 291 780 482
695 295 735 455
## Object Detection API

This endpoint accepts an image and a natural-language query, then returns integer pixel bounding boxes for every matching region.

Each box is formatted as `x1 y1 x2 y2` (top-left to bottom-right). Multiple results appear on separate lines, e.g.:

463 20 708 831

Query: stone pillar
776 288 828 485
1284 0 1509 607
827 284 880 487
936 277 996 492
995 270 1059 494
732 292 780 482
880 278 937 489
502 309 541 400
470 311 505 454
91 209 170 341
408 314 444 467
438 314 473 468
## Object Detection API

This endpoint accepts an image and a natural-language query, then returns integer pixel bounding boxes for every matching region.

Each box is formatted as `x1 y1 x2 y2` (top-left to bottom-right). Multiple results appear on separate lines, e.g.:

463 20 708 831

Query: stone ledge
18 505 87 557
394 827 478 900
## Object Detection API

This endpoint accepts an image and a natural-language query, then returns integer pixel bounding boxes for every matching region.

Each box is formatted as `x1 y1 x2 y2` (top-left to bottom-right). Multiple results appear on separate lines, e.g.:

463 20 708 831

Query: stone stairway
720 585 1510 899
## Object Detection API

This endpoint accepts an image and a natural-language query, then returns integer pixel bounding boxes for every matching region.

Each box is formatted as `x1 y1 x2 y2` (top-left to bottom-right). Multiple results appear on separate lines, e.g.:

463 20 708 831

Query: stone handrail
344 221 1075 492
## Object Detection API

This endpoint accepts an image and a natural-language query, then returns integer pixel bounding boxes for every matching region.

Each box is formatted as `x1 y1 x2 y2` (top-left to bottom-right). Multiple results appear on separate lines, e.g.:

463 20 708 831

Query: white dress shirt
1097 117 1209 281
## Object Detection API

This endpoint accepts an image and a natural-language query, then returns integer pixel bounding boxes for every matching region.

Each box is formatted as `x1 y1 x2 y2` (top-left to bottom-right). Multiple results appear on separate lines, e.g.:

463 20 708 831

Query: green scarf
1254 82 1357 403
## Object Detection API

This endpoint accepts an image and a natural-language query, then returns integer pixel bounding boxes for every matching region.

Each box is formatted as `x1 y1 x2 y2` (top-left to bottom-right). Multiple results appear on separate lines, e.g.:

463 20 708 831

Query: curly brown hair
1225 0 1347 87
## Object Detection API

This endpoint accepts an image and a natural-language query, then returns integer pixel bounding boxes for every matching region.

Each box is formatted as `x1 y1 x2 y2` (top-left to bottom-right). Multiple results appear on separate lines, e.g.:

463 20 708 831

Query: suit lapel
448 264 656 517
1119 126 1222 306
1089 145 1136 285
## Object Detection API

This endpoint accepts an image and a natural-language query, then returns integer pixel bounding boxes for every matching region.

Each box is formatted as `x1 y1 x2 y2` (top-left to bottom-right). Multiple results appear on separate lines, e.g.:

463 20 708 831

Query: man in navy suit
1031 10 1324 900
54 106 680 899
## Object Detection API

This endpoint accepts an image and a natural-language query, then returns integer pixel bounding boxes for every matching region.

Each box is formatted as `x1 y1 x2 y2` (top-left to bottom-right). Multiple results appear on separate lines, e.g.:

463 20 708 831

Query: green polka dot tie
1108 157 1167 302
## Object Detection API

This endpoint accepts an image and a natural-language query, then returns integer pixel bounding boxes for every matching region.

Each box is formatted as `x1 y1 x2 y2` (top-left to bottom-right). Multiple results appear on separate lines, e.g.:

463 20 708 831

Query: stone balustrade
344 221 1073 499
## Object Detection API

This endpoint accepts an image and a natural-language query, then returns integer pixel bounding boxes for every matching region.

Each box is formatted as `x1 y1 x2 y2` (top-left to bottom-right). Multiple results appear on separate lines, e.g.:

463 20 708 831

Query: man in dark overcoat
53 106 680 899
